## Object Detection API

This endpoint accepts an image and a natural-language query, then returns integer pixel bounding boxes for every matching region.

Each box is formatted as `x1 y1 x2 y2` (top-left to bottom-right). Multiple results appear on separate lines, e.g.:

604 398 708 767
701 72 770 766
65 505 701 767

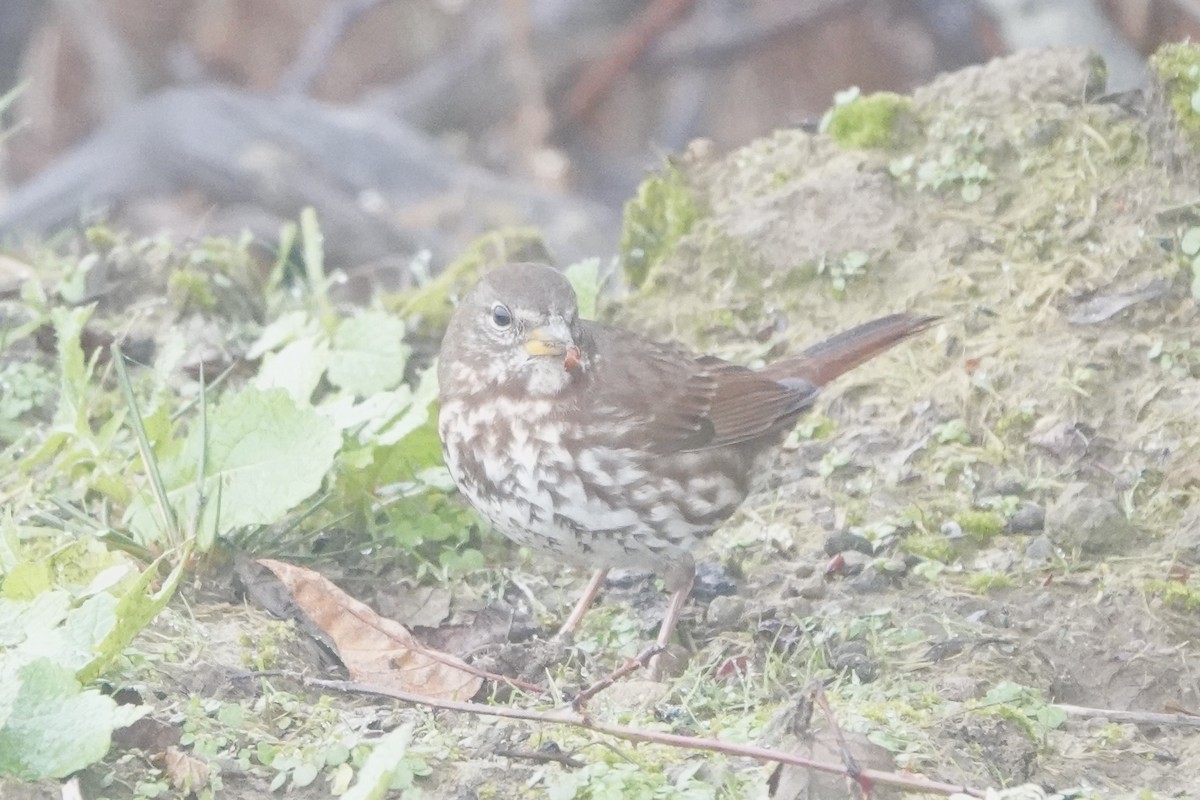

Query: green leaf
327 313 410 397
342 723 414 800
984 681 1030 705
0 560 52 600
323 386 414 436
193 387 340 531
49 305 93 425
0 591 71 645
77 554 185 684
255 336 331 404
375 367 438 446
563 258 601 318
1183 227 1200 256
246 310 318 360
0 658 144 780
1035 705 1067 730
126 387 341 543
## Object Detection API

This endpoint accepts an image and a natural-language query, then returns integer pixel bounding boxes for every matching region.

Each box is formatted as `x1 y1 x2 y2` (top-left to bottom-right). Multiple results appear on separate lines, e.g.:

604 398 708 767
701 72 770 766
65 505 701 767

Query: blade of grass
191 363 214 550
112 344 179 546
300 207 334 328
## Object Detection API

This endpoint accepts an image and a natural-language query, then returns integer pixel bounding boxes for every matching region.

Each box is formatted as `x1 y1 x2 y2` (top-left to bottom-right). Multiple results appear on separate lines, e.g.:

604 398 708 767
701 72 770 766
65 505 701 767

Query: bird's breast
438 393 755 572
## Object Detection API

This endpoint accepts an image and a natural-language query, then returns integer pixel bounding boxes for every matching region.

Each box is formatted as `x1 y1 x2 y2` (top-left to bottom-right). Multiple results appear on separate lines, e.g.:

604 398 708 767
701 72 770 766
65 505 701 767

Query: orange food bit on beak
564 345 581 371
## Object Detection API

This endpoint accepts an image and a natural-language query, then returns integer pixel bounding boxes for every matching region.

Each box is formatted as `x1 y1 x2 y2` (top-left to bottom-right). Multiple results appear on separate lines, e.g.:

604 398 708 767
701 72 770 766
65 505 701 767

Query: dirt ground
8 45 1200 799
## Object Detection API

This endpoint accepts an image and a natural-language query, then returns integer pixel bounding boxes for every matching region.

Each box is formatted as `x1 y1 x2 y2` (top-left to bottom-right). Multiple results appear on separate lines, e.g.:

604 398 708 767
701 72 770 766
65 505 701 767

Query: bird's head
439 263 587 397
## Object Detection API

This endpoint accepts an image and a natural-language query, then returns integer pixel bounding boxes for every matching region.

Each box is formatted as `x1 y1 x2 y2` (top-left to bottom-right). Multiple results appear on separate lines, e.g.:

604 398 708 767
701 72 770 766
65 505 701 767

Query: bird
437 262 936 664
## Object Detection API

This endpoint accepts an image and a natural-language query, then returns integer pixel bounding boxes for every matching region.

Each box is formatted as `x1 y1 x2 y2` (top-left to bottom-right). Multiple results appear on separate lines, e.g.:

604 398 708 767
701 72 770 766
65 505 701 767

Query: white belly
438 396 715 570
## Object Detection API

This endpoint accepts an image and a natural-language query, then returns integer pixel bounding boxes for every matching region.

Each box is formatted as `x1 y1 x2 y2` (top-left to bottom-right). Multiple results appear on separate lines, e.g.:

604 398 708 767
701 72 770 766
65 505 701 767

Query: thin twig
1054 703 1200 728
308 677 985 797
570 643 664 709
809 681 864 790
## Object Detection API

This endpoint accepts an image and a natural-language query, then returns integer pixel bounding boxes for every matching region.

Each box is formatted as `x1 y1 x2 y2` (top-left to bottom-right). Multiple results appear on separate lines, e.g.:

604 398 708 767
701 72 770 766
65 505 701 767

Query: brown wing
579 322 817 453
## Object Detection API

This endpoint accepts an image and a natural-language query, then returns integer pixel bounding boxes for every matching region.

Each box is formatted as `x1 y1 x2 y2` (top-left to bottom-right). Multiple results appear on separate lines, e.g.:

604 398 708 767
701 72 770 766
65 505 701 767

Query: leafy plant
977 682 1066 742
620 165 702 288
889 120 993 202
0 209 455 785
816 250 870 296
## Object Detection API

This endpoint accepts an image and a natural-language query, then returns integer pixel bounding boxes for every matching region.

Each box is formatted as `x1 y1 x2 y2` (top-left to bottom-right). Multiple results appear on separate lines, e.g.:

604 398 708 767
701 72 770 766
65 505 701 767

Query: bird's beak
523 318 574 358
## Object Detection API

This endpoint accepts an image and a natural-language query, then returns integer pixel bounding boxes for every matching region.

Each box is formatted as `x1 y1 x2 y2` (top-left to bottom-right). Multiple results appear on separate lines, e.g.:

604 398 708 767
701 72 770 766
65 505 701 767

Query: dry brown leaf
163 747 210 794
257 558 482 701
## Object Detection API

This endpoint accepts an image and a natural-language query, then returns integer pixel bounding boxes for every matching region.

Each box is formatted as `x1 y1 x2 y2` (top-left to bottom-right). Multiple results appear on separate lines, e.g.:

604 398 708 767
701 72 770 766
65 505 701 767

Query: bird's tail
762 313 939 386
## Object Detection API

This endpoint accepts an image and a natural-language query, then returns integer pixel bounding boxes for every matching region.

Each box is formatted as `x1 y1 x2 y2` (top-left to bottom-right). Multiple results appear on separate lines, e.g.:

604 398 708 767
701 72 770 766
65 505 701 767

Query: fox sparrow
437 263 936 656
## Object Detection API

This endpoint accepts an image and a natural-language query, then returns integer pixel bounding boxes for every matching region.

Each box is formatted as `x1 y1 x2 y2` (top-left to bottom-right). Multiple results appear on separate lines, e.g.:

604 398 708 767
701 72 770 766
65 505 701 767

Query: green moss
965 571 1013 593
1151 42 1200 143
1144 578 1200 610
826 91 915 150
239 619 296 671
167 269 217 311
389 227 548 333
84 223 119 251
902 533 954 563
618 164 702 288
955 510 1006 541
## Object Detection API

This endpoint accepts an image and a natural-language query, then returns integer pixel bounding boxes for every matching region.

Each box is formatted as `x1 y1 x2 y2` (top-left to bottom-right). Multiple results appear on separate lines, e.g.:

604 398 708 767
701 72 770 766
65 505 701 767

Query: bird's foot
570 642 665 710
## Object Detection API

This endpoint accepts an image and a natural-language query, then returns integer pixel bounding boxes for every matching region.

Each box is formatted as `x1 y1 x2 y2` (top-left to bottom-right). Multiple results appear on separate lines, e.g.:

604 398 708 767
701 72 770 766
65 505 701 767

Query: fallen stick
308 677 985 797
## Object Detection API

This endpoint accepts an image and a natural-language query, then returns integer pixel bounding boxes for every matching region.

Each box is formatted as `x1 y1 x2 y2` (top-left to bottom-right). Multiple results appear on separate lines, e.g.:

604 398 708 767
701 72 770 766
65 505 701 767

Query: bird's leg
649 559 695 679
556 568 608 639
655 576 694 651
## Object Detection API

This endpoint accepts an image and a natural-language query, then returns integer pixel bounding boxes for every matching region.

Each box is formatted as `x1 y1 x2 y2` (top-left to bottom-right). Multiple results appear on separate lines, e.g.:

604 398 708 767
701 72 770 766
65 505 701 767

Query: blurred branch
563 0 696 126
0 0 46 96
562 0 869 129
52 0 140 118
1177 0 1200 25
503 0 553 161
277 0 388 95
646 0 866 71
0 86 617 269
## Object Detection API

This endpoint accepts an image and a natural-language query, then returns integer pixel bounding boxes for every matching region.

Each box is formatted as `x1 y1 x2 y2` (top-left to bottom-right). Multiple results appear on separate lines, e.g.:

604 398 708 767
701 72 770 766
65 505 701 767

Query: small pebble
1006 502 1045 534
1024 534 1055 564
825 530 874 555
705 595 748 629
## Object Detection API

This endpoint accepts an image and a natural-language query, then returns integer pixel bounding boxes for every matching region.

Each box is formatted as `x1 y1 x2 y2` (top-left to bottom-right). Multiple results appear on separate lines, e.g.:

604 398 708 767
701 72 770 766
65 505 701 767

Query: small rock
1045 483 1135 554
795 576 827 600
1031 592 1055 612
875 557 908 576
705 595 748 629
693 562 738 600
990 477 1026 496
972 548 1017 573
848 566 889 593
776 597 815 620
825 530 874 555
591 679 671 713
828 641 877 683
941 520 964 539
606 568 651 589
939 675 982 702
1024 534 1055 564
1006 502 1045 534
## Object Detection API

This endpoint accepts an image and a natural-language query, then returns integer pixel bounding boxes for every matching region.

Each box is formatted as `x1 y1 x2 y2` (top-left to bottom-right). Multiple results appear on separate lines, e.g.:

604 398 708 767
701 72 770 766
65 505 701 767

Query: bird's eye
490 303 513 329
